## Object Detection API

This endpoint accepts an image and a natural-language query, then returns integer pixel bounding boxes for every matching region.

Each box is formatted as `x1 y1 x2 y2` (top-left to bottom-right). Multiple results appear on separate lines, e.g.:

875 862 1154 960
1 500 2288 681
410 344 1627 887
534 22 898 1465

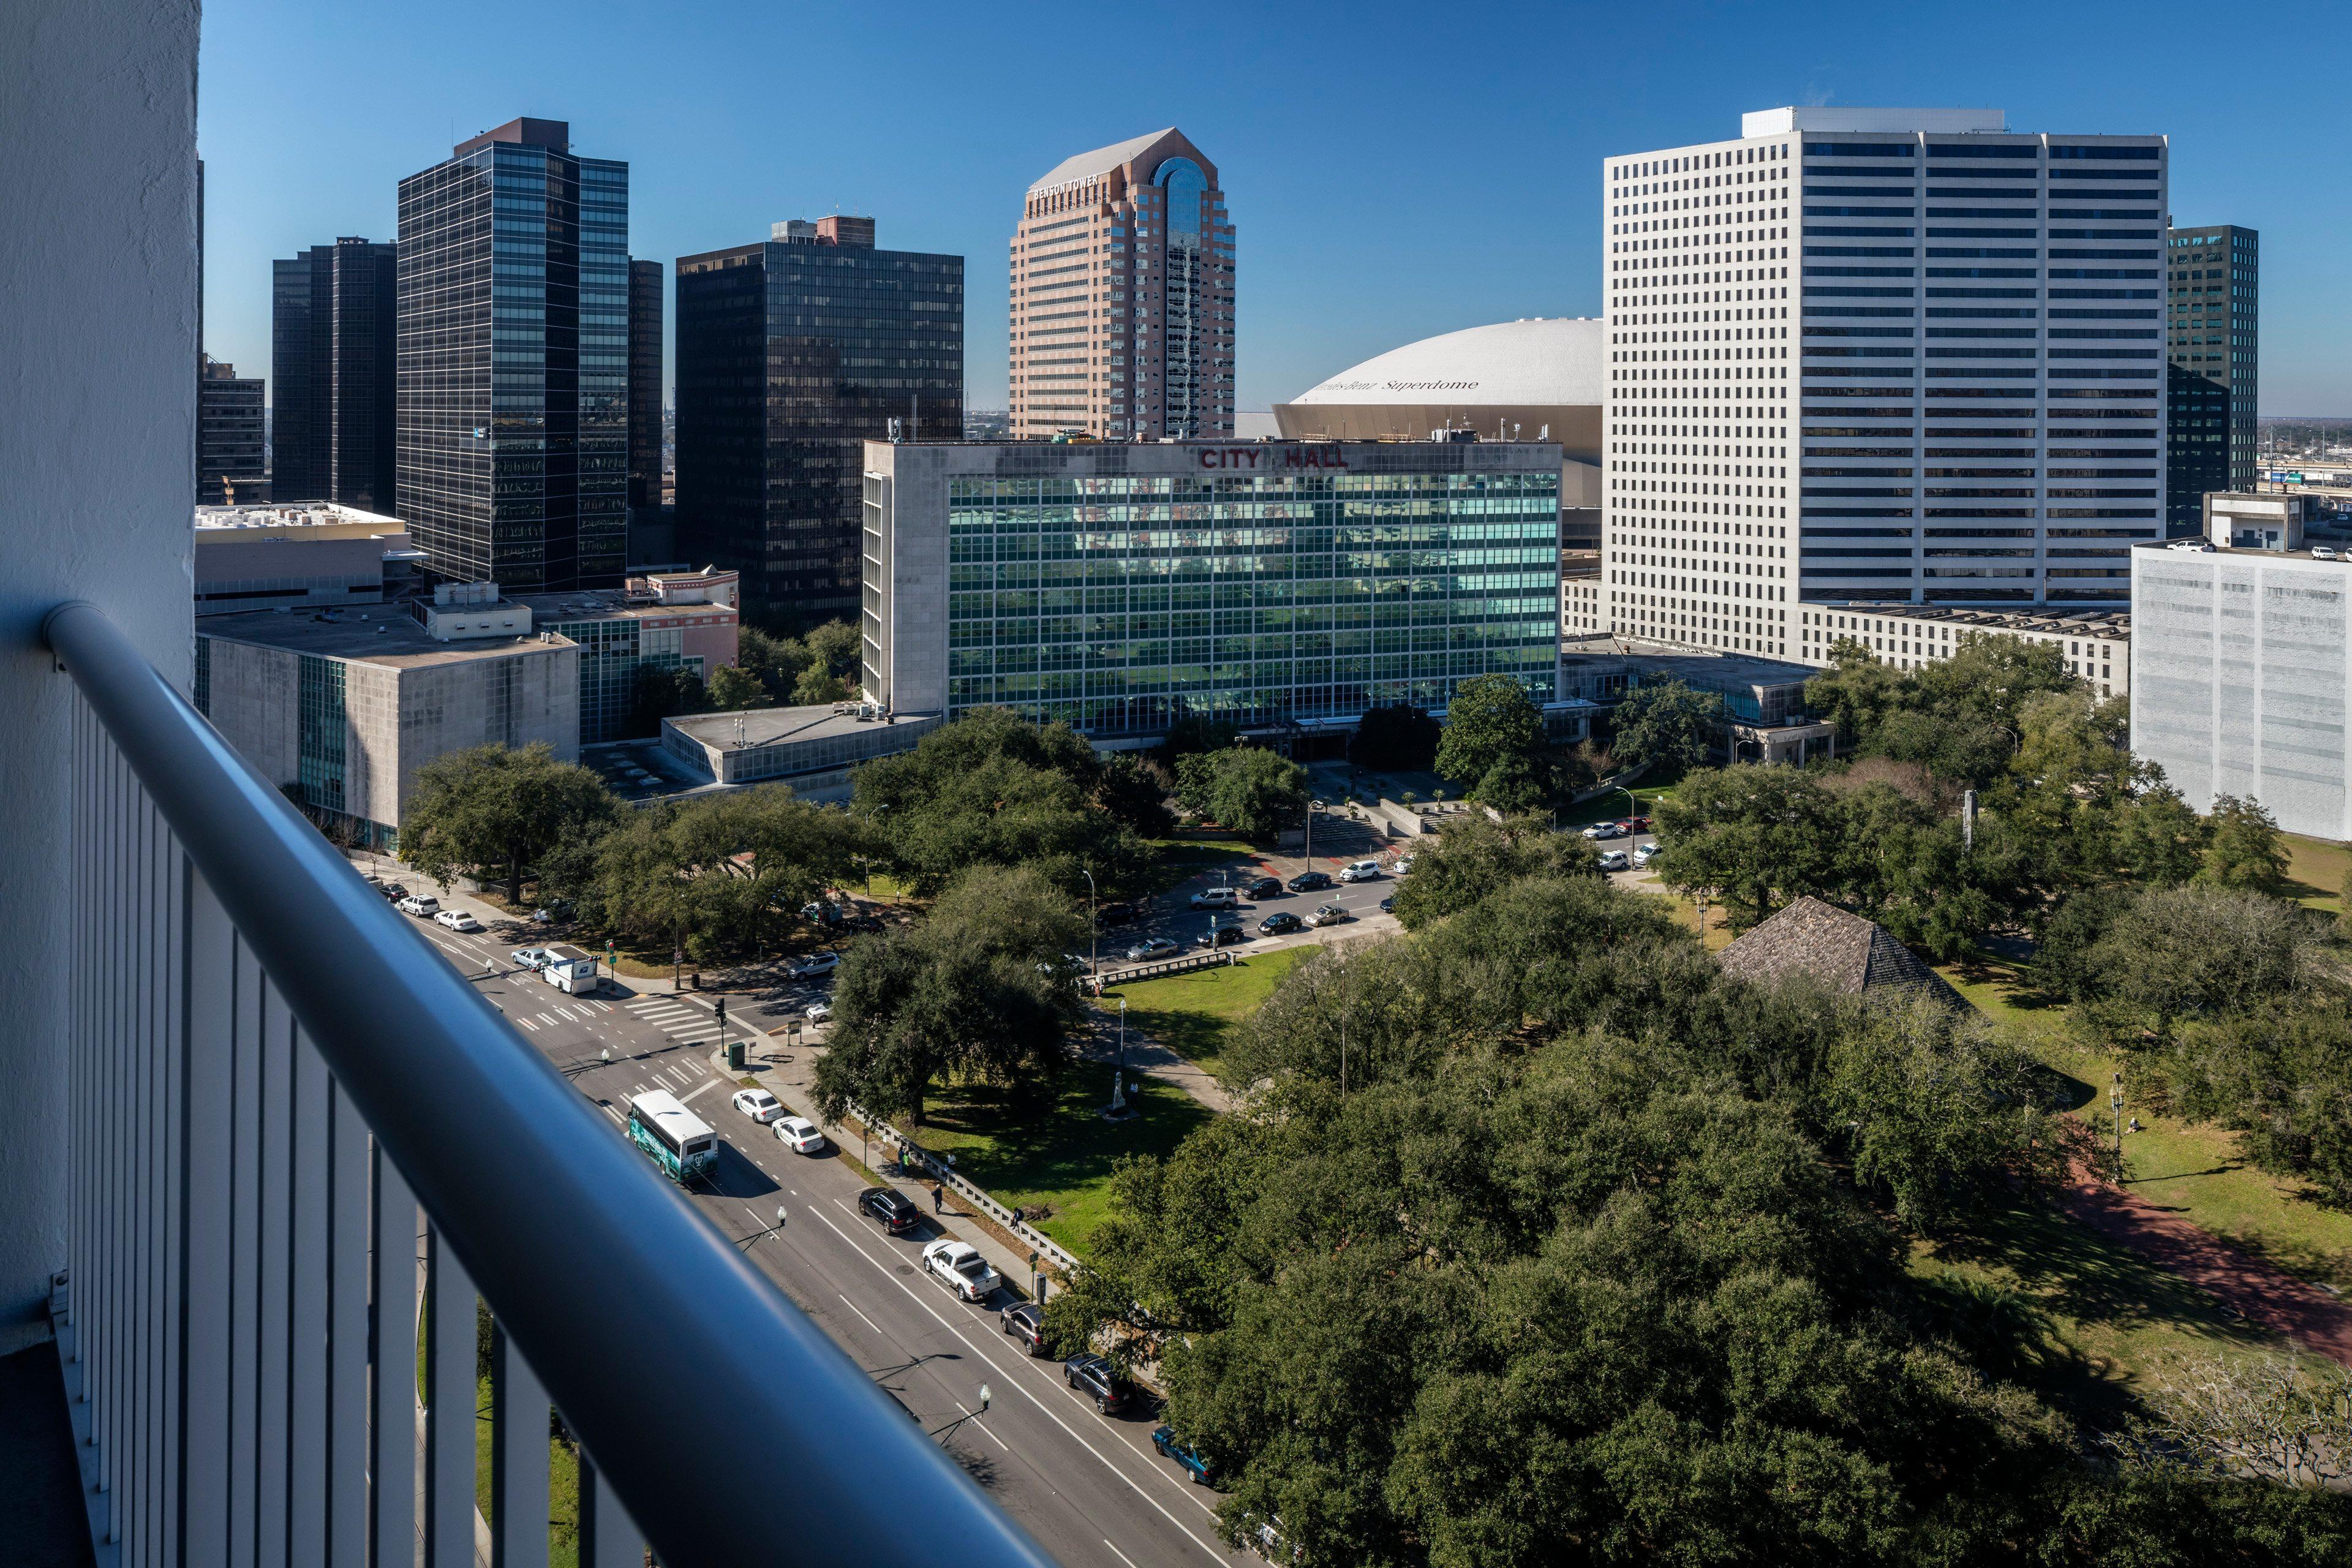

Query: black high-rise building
397 117 628 590
628 257 663 515
675 217 962 625
197 356 267 505
2166 225 2259 535
272 237 399 511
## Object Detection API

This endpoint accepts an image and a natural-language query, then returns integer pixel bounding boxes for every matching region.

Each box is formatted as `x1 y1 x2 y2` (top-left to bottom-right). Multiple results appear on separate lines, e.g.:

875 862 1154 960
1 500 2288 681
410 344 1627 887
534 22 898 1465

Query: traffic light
715 997 728 1030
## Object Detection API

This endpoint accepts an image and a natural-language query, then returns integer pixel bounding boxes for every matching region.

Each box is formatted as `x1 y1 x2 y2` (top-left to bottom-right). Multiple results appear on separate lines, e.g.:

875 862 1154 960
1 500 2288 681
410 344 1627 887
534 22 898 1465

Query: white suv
397 894 439 916
1337 860 1382 883
921 1239 1001 1302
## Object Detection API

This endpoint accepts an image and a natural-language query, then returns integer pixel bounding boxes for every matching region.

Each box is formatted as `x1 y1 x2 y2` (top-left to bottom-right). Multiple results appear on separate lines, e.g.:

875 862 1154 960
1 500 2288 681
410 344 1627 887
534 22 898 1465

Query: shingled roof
1715 896 1969 1010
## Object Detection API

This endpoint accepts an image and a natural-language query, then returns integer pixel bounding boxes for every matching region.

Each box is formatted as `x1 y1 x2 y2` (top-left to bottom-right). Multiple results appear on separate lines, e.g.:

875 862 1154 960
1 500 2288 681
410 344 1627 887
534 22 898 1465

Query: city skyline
192 0 2352 420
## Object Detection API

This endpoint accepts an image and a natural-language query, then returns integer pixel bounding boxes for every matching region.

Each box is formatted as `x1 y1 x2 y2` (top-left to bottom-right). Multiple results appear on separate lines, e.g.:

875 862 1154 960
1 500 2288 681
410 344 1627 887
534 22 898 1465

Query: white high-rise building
1602 107 2167 665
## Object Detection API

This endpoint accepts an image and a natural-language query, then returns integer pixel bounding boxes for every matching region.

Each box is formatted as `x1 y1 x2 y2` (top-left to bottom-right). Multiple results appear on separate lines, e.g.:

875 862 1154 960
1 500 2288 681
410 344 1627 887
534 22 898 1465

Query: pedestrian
933 1182 944 1214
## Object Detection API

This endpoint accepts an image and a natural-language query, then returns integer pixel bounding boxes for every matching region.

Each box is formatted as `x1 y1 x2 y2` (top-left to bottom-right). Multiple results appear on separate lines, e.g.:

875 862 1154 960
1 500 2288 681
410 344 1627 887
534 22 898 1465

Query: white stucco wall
0 0 202 1349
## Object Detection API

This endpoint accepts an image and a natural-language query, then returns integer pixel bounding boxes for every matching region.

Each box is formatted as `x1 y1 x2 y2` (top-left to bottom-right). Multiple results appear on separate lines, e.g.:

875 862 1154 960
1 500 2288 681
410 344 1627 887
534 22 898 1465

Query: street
390 884 1250 1568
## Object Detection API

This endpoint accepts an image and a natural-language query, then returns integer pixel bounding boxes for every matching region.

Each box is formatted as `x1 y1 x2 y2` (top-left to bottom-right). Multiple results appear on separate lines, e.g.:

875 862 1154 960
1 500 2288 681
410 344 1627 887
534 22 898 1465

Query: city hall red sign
1195 446 1352 471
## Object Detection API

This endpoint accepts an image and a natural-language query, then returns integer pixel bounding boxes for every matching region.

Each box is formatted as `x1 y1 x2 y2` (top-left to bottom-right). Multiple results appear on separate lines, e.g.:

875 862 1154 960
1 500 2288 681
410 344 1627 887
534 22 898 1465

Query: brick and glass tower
2165 224 2258 535
397 117 629 590
1009 128 1234 440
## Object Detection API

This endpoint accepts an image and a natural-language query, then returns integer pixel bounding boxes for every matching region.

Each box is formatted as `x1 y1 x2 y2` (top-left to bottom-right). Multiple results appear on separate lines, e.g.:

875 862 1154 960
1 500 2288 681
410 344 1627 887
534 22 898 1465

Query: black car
1001 1302 1048 1356
1198 925 1251 948
859 1186 921 1235
1063 1353 1134 1414
1096 901 1137 927
1378 895 1395 914
1243 875 1284 900
1286 870 1332 892
1257 911 1303 935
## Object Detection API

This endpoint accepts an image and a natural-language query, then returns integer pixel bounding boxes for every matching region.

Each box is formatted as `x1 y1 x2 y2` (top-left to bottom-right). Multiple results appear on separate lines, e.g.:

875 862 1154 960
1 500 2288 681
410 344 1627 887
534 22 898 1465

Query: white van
540 944 601 995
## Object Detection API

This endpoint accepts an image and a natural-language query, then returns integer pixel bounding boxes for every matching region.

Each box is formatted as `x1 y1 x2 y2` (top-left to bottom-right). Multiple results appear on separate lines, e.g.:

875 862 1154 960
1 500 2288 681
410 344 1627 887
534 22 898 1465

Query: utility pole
2111 1071 2126 1164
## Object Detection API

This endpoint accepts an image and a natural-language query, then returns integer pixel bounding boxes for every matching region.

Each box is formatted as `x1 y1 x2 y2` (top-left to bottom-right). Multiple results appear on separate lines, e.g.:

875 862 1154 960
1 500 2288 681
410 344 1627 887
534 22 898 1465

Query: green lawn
2283 831 2350 917
1096 946 1312 1080
470 1378 582 1567
908 1068 1216 1255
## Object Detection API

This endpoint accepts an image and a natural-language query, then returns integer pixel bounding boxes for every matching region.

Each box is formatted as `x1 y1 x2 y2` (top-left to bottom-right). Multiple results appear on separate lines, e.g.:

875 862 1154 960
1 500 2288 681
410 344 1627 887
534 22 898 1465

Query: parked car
432 908 481 932
774 1115 827 1154
509 946 553 971
1126 936 1180 962
1379 895 1395 914
787 951 841 978
1582 821 1626 840
1096 901 1136 927
374 880 407 902
802 999 833 1023
1338 859 1382 883
1198 924 1251 948
1152 1425 1213 1485
1615 815 1653 835
1000 1302 1048 1356
1392 855 1415 875
1633 842 1660 867
732 1088 785 1125
922 1238 1001 1302
1257 911 1303 935
1243 875 1284 900
1308 903 1351 927
396 894 439 917
1063 1353 1133 1414
1188 886 1238 910
1286 870 1333 893
859 1187 921 1234
1596 849 1631 872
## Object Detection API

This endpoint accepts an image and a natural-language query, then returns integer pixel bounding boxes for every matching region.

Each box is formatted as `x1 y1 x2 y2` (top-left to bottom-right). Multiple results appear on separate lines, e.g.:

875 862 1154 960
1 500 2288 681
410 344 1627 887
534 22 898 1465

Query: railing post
424 1224 476 1568
491 1321 551 1568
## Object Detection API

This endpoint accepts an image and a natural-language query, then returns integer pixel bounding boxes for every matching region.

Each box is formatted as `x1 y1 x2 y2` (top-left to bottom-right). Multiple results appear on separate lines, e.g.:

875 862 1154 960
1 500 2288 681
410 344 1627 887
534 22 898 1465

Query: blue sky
199 0 2350 415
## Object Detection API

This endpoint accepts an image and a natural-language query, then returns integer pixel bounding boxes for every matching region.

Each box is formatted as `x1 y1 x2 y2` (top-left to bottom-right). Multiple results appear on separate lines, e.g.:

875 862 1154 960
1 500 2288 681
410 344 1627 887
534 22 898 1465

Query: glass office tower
628 256 663 516
674 219 962 627
273 237 399 511
397 117 628 590
2165 225 2258 535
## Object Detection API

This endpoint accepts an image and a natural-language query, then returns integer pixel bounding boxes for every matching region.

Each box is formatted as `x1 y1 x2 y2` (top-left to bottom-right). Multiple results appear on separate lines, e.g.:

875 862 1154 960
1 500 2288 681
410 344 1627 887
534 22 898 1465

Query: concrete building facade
2131 503 2351 842
195 500 419 614
1603 107 2166 663
1008 129 1234 440
195 606 581 846
859 439 1561 738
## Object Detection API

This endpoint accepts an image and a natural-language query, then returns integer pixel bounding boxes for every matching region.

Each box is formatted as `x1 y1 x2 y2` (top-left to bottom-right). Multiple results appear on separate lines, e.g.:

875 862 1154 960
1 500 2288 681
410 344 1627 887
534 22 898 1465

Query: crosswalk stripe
516 1017 538 1033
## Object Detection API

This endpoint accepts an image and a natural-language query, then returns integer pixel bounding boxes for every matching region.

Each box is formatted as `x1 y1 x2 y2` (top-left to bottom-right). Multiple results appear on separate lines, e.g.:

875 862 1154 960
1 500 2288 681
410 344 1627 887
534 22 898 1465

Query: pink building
1008 127 1234 440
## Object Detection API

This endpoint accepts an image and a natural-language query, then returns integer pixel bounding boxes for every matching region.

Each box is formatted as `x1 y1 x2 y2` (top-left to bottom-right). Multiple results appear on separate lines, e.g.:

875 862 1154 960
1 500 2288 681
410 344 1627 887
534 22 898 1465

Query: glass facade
296 653 348 813
397 121 628 591
273 238 399 511
937 468 1559 733
627 257 664 513
539 615 697 743
2165 226 2258 535
676 233 963 628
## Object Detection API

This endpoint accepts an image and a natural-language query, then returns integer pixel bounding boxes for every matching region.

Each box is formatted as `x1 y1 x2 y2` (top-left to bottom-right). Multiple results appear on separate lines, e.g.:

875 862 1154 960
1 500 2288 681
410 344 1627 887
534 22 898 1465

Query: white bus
627 1090 718 1183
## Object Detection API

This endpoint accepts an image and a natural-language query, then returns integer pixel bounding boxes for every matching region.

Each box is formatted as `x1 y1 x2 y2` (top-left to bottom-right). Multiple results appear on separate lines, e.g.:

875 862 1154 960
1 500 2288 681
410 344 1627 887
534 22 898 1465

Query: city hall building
858 439 1562 739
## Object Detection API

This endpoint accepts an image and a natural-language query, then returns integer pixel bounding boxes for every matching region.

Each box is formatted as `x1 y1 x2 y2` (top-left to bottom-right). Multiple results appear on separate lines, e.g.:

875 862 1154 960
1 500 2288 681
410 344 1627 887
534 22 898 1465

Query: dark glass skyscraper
397 117 628 590
675 219 962 625
628 257 663 515
197 355 267 505
2165 225 2259 535
272 237 399 510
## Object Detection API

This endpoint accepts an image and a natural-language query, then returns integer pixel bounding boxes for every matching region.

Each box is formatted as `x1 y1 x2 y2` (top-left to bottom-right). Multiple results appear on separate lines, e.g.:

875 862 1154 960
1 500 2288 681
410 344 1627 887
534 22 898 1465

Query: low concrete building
660 703 940 798
2131 501 2351 841
195 605 580 848
1564 641 1837 766
195 500 423 614
1793 603 2130 700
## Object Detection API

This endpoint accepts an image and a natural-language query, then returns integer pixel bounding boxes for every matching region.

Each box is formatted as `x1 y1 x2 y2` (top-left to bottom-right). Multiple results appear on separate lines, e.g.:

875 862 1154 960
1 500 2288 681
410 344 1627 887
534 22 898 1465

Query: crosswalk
510 998 616 1034
627 995 718 1043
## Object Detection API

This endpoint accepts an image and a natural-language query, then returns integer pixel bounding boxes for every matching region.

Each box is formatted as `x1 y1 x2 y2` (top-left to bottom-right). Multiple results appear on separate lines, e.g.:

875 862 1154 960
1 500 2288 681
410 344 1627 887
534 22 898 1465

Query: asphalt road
399 903 1248 1568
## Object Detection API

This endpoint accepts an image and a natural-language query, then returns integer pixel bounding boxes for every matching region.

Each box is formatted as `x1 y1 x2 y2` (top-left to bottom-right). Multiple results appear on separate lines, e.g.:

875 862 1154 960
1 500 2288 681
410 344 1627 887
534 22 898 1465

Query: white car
804 1000 832 1023
432 908 481 932
1393 856 1415 875
1632 842 1660 867
732 1088 785 1125
921 1239 1001 1302
510 946 553 971
1582 821 1626 840
397 894 439 916
1337 860 1382 883
1126 936 1180 961
774 1116 827 1154
787 951 841 979
1188 887 1238 910
1596 849 1631 872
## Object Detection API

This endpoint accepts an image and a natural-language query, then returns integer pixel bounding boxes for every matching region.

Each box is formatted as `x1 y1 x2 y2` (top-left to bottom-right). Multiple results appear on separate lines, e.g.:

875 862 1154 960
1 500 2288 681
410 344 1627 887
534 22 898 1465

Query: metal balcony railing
40 600 1055 1567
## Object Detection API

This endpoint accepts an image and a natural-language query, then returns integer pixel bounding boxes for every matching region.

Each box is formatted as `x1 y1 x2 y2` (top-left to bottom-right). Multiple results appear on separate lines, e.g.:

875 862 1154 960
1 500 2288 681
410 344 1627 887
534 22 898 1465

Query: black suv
1286 870 1332 892
1096 901 1136 927
1001 1302 1047 1356
1243 875 1283 900
859 1186 921 1235
1063 1352 1133 1414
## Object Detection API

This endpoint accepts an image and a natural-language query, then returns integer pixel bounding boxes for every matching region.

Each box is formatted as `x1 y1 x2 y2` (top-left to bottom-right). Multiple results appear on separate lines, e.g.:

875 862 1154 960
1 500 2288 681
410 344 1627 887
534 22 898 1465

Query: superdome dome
1287 318 1606 412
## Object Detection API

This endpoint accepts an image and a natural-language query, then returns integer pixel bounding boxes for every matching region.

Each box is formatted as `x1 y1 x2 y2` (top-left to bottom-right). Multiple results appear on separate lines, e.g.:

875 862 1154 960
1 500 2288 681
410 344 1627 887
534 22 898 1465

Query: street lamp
1080 867 1097 981
2111 1071 2126 1163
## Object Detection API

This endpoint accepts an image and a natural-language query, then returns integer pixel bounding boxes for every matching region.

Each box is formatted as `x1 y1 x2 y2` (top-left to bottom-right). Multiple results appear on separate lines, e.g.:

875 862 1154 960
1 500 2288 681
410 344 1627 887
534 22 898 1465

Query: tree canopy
1608 677 1724 777
1390 811 1597 930
703 662 768 711
1174 745 1307 841
402 742 620 903
812 864 1088 1126
1435 674 1548 802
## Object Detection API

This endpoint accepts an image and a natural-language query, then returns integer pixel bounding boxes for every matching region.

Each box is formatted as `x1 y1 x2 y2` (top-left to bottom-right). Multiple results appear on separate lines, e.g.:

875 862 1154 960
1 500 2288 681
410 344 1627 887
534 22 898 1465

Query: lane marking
957 1401 1011 1452
837 1293 883 1334
803 1204 1229 1564
679 1077 720 1105
598 1105 624 1126
1105 1540 1142 1568
516 1017 538 1033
